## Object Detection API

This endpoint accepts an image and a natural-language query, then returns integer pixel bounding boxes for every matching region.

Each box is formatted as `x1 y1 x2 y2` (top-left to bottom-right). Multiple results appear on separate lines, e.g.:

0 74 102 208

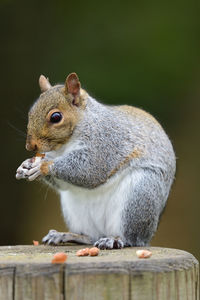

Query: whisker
44 185 50 202
7 121 26 137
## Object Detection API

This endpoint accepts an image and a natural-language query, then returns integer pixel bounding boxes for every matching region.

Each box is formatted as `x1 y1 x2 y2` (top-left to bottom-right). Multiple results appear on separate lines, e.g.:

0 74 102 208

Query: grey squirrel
16 73 176 249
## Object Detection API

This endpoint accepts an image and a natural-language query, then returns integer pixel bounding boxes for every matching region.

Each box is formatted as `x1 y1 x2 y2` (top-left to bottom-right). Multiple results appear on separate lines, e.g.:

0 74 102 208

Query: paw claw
94 237 124 250
42 229 65 246
48 239 56 246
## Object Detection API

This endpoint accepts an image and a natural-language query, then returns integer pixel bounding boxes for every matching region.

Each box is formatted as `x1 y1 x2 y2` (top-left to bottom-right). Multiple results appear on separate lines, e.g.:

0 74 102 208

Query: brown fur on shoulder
108 148 143 178
115 105 161 126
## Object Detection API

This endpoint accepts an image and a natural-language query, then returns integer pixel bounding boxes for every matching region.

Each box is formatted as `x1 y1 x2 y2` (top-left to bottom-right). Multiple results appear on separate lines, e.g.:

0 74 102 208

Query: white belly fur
59 168 143 242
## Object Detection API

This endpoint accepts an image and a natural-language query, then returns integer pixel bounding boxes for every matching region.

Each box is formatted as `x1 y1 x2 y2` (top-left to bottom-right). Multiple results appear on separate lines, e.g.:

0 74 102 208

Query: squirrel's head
26 73 87 153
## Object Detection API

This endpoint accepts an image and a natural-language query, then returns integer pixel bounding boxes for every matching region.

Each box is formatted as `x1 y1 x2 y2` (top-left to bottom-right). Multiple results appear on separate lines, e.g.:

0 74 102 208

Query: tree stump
0 245 198 300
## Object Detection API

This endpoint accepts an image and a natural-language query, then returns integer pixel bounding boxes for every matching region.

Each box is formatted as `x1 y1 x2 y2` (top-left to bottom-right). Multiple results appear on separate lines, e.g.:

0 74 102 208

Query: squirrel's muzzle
26 135 38 151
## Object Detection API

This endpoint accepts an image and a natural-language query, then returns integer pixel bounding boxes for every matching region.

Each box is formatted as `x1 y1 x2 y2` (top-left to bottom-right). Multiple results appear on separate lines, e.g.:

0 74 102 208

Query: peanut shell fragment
51 252 67 263
136 249 152 259
76 248 90 256
89 247 99 256
33 240 39 246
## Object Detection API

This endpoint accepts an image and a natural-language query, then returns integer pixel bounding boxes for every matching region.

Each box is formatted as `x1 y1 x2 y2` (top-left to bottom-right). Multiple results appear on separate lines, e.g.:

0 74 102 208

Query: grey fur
16 83 176 248
42 94 176 247
49 95 175 190
121 169 168 246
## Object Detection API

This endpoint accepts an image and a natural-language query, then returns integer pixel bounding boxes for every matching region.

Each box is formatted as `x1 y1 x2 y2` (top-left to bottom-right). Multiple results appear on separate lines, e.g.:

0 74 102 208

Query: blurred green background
0 0 199 261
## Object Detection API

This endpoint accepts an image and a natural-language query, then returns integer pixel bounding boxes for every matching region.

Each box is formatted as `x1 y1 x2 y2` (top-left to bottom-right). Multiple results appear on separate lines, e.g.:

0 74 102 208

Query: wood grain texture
0 266 15 300
0 246 198 300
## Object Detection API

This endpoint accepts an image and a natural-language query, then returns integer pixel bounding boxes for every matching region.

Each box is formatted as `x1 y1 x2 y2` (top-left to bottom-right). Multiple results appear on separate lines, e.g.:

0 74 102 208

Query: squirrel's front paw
16 156 50 181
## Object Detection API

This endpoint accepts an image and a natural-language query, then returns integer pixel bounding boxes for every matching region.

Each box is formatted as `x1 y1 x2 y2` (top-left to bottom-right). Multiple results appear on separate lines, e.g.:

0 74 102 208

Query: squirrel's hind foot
94 237 124 250
42 229 92 245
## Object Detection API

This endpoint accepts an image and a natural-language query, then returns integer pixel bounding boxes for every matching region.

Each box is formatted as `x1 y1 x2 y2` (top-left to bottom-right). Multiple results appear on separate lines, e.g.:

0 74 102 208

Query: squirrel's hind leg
42 229 92 245
121 169 169 247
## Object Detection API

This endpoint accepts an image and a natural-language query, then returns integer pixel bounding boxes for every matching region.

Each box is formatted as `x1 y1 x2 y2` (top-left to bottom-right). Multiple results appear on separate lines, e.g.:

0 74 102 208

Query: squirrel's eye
50 112 62 123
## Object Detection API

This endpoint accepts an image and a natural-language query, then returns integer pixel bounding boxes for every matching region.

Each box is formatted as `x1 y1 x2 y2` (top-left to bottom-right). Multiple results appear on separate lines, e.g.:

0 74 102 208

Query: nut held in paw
33 153 45 163
35 153 45 158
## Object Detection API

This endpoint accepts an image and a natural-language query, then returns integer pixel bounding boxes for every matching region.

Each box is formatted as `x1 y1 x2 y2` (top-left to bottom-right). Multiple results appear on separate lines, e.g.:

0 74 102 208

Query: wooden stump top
0 245 198 300
0 245 197 270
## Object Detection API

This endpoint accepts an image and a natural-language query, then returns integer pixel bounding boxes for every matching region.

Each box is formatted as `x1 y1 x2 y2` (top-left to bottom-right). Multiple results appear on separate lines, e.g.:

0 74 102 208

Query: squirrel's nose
26 143 38 151
26 137 38 151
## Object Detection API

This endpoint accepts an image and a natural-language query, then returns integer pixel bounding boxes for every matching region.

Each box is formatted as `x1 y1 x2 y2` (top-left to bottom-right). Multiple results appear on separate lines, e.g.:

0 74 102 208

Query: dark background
0 1 199 262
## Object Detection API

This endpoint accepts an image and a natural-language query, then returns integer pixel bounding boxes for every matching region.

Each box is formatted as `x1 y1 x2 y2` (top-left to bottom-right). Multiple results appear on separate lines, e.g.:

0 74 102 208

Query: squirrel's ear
65 73 81 105
39 75 52 92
